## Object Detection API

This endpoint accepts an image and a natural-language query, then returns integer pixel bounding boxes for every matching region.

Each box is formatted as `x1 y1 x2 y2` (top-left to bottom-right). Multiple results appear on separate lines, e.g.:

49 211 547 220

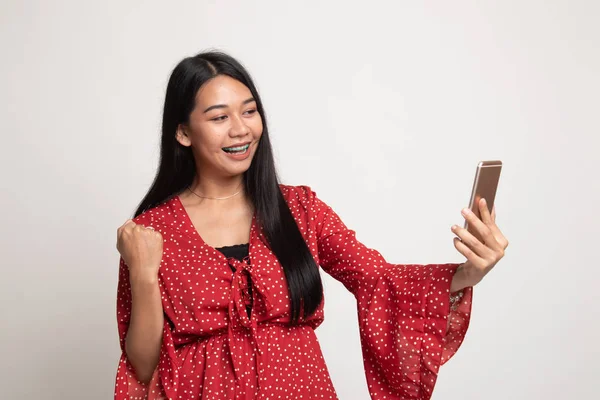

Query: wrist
450 263 469 293
129 268 159 287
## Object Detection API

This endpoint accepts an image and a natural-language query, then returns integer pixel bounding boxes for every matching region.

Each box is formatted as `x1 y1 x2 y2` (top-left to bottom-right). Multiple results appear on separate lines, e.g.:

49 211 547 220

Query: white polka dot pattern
114 185 472 399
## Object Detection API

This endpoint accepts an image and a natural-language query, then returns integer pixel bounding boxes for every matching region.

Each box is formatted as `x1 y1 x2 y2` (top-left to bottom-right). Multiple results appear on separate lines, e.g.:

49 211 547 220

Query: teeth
223 144 249 153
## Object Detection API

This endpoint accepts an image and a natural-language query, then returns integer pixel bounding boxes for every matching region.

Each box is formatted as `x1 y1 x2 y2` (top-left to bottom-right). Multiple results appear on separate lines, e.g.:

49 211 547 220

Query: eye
211 115 228 122
244 109 257 116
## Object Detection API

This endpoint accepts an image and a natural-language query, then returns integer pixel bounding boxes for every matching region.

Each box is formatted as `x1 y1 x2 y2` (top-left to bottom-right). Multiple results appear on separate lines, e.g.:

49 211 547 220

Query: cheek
193 124 226 150
252 117 264 138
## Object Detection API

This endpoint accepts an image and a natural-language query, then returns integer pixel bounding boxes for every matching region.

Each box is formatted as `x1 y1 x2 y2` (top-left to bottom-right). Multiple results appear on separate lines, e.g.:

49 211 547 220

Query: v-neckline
173 194 255 262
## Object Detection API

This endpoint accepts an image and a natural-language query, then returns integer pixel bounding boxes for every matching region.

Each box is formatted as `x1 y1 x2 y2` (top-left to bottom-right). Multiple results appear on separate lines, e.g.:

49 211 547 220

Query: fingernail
481 198 487 206
461 208 470 216
451 225 458 231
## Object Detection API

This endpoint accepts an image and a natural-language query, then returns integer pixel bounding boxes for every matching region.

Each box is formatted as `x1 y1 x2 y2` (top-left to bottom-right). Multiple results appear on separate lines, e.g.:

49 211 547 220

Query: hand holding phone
450 160 508 292
464 160 502 243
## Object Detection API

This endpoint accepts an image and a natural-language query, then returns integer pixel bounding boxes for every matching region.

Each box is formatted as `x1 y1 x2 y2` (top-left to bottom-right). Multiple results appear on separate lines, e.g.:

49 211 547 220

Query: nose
229 114 251 137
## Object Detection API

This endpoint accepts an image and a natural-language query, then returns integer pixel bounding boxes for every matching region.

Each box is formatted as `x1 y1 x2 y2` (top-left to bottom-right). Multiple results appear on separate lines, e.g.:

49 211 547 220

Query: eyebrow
203 97 256 113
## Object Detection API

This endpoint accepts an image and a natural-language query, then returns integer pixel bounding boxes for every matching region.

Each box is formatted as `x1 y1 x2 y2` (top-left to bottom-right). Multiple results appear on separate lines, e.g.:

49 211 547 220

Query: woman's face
177 75 263 179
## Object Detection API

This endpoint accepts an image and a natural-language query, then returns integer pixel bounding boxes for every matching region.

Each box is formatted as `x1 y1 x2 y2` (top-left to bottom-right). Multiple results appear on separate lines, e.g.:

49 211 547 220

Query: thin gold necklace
187 185 242 200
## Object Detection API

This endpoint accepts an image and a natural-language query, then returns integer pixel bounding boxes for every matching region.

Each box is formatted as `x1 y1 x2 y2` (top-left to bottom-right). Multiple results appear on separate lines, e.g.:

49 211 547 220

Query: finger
134 223 147 232
144 225 161 238
119 219 135 231
461 208 500 250
478 199 505 249
479 198 493 226
452 224 494 258
453 237 485 267
117 220 129 236
118 219 136 238
481 205 508 249
490 225 509 249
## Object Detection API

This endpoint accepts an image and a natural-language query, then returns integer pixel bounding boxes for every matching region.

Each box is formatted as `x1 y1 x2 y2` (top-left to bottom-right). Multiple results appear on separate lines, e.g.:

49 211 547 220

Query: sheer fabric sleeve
114 257 179 400
305 187 473 400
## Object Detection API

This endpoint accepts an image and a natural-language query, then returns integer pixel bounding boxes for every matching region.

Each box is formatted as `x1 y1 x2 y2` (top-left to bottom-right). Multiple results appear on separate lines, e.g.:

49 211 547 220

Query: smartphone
464 160 502 242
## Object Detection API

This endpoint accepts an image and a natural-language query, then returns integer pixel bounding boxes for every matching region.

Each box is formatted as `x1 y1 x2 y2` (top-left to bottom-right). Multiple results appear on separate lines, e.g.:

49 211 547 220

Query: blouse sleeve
114 257 179 400
306 187 473 400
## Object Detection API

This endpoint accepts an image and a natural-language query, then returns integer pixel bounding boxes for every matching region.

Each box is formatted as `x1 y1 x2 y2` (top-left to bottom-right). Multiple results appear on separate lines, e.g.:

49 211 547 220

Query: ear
176 124 192 147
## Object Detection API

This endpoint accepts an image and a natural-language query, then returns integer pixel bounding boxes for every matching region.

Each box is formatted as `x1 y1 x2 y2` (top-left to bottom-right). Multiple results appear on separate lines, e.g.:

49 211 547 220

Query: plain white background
1 1 598 399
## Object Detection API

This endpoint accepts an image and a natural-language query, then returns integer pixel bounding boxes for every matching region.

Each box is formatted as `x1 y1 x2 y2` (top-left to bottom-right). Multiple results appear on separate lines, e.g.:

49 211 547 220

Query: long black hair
134 51 323 323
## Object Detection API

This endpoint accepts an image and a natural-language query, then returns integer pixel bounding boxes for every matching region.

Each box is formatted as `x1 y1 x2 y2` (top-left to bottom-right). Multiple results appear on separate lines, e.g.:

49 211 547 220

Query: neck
189 175 244 200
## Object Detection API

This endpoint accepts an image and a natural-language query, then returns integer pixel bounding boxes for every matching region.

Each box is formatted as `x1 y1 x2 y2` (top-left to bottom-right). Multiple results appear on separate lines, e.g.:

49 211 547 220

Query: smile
222 144 250 154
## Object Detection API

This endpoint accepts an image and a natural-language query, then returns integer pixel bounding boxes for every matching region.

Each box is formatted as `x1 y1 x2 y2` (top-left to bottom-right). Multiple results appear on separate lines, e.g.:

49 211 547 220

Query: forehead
195 75 252 106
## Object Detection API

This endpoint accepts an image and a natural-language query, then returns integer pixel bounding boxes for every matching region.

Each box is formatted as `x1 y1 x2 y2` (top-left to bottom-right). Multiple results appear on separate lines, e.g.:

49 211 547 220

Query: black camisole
215 243 251 316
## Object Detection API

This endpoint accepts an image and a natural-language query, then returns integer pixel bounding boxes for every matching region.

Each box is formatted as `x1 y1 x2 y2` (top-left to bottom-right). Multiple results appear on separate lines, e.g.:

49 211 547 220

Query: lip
221 141 253 162
222 141 251 150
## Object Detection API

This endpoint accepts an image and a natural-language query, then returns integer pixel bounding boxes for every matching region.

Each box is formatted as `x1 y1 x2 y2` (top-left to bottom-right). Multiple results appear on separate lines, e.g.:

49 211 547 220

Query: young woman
114 51 508 400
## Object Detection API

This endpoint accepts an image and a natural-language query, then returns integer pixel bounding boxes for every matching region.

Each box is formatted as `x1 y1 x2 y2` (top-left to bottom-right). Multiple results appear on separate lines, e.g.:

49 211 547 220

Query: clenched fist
116 219 164 283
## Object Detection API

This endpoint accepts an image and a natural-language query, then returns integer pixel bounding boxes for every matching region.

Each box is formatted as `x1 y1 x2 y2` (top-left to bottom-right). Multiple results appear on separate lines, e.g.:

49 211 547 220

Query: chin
223 163 252 178
218 151 256 176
